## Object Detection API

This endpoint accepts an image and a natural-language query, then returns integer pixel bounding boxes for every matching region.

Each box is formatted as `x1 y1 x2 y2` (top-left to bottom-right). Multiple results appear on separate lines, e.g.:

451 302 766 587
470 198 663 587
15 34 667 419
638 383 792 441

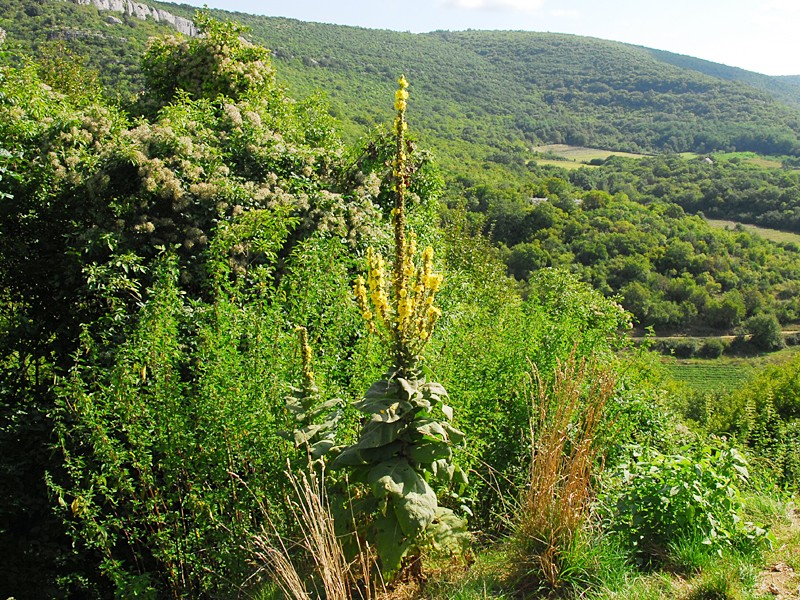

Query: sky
165 0 800 76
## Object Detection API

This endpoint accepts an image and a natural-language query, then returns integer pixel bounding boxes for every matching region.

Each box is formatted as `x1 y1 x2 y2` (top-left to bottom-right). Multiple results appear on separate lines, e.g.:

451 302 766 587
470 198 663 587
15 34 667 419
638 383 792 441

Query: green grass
665 360 754 394
705 219 800 245
665 346 800 394
712 151 785 169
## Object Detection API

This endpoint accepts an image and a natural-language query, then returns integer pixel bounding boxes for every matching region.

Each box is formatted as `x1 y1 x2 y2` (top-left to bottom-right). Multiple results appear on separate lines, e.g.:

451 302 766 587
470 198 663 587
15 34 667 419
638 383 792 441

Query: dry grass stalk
252 467 384 600
518 353 617 589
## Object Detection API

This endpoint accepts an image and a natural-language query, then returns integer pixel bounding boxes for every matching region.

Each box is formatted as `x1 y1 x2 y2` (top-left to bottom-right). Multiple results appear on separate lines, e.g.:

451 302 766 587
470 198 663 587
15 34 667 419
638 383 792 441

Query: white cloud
549 8 580 18
753 0 800 25
441 0 546 12
764 0 800 12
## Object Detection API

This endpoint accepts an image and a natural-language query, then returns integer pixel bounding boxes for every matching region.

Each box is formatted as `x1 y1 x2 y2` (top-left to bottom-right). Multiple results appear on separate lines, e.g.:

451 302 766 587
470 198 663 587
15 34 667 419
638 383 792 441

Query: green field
532 144 648 165
534 158 596 169
705 219 800 245
711 151 785 169
665 360 754 394
665 346 800 394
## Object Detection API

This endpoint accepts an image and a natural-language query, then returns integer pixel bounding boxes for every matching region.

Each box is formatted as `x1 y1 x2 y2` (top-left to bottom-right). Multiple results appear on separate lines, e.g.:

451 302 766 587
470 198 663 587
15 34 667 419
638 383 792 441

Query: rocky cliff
67 0 197 36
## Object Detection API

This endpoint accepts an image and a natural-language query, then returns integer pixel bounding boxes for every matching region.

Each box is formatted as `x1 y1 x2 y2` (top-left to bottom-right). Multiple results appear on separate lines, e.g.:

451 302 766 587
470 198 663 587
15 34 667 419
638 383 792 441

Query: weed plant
514 354 618 593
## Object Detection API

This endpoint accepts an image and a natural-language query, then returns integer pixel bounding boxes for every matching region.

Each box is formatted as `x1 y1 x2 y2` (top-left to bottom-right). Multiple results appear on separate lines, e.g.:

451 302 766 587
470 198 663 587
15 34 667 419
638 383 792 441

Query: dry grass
252 468 385 600
516 354 618 590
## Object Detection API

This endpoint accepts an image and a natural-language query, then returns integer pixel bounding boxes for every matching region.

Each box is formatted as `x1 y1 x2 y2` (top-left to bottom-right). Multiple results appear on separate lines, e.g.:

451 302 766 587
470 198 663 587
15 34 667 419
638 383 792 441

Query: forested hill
641 47 800 109
181 11 800 158
3 0 800 164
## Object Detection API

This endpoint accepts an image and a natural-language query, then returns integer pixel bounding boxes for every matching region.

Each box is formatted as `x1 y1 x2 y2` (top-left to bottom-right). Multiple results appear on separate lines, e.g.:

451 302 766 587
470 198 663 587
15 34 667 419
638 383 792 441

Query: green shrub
50 257 299 597
601 443 768 567
700 339 727 359
709 353 800 488
745 313 784 352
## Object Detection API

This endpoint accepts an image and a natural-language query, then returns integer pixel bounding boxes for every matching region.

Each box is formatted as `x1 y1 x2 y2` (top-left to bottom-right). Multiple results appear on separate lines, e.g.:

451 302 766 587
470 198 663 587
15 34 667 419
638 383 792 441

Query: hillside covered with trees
4 0 800 163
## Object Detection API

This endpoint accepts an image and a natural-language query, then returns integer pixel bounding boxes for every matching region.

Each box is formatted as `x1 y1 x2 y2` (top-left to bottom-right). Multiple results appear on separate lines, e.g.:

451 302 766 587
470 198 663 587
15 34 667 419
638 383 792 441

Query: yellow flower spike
354 276 368 308
398 75 409 89
295 326 315 387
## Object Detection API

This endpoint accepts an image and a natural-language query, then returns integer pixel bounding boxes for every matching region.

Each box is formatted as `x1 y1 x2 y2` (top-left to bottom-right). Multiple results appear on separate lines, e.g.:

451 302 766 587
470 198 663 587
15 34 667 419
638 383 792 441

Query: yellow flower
398 75 409 89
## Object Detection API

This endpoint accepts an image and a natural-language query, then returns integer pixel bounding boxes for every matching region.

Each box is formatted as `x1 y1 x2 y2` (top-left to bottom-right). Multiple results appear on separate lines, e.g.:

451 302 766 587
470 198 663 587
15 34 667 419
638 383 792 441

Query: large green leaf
354 398 413 423
426 506 469 553
309 439 335 461
408 439 451 465
332 446 366 467
358 419 406 449
305 397 343 421
293 423 323 446
397 377 419 401
358 441 403 464
443 422 466 445
441 403 454 421
368 459 437 536
360 378 400 402
374 512 411 576
395 486 437 536
430 458 455 482
332 440 403 468
414 418 447 440
421 381 448 403
368 458 426 498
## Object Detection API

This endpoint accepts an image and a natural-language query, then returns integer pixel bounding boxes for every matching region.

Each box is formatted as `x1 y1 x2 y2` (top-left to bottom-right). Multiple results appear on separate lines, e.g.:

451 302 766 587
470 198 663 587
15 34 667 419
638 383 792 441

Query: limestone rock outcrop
68 0 197 36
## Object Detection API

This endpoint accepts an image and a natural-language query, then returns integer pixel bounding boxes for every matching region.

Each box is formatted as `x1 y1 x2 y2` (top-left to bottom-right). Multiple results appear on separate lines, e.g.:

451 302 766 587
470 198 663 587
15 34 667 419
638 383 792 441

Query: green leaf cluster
333 373 469 576
601 443 769 565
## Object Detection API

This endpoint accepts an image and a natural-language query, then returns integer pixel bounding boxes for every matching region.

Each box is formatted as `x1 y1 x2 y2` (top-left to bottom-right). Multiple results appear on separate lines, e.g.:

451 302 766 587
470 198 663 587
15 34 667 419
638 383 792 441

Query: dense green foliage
706 352 800 489
583 154 800 233
464 176 800 333
601 444 765 566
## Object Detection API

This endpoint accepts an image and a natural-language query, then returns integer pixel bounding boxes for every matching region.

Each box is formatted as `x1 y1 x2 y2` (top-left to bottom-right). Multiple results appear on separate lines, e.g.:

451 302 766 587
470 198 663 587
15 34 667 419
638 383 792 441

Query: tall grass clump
252 467 382 600
515 354 618 593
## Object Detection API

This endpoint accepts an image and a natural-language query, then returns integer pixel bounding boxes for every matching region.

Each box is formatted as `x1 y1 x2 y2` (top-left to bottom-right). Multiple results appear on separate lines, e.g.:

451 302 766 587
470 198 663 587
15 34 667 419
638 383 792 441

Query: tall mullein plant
284 326 342 468
335 76 468 579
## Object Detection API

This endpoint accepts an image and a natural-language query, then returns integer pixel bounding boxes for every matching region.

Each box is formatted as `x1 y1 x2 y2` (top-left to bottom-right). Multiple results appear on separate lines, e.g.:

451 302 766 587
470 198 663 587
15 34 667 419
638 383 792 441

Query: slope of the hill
216 17 800 159
642 47 800 109
0 0 177 96
3 0 800 167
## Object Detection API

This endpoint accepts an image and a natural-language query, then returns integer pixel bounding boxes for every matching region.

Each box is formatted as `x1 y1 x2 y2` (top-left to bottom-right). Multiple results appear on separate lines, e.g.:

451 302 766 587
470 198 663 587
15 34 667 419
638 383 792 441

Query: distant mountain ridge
641 47 800 108
4 0 800 162
227 18 800 158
